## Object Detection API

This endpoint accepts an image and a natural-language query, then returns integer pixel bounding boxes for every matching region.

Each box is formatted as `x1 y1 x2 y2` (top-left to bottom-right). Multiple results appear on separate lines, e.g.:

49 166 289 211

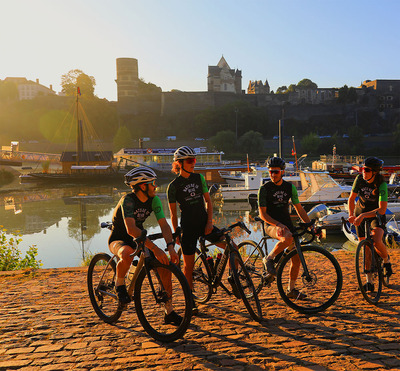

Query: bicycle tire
177 247 213 304
237 240 265 294
134 260 192 342
87 253 123 324
355 240 383 305
276 245 343 314
230 250 263 322
382 258 390 287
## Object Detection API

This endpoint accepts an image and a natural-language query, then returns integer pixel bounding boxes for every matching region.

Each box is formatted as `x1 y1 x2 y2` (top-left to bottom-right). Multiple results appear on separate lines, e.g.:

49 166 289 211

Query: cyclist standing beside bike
108 167 181 325
167 146 223 315
258 156 311 299
348 156 392 291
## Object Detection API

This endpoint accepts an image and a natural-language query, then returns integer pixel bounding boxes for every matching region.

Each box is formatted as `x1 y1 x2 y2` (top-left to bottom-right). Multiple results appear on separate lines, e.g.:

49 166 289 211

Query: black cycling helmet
124 166 157 187
364 156 383 172
173 146 196 161
267 156 286 170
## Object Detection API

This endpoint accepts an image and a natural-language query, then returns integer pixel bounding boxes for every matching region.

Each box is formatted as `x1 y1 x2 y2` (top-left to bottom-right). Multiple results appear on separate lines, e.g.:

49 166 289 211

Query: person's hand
168 248 179 265
353 215 364 227
276 224 286 237
153 247 170 265
205 221 213 235
348 215 356 225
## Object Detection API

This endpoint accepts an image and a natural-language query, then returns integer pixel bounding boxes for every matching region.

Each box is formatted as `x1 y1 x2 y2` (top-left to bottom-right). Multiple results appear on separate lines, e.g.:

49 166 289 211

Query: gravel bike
87 222 192 342
342 215 391 305
238 217 343 314
178 221 263 322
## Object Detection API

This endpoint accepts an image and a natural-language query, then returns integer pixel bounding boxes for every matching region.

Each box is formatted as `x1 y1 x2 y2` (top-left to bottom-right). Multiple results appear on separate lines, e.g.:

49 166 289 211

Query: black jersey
109 192 165 245
258 180 300 230
167 173 209 228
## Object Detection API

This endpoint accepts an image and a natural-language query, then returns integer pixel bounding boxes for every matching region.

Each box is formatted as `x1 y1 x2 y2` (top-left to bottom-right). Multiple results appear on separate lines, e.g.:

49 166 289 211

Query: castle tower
208 56 242 94
115 58 139 101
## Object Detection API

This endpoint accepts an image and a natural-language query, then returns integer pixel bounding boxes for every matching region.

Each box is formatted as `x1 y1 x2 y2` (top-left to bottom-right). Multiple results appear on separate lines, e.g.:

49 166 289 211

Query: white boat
216 171 350 206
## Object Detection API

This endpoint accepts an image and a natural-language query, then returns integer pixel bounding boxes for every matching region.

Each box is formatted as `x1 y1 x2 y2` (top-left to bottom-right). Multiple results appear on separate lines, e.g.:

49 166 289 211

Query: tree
208 130 236 154
297 79 318 89
113 126 133 152
239 131 264 155
138 78 162 94
61 69 96 98
276 86 288 94
348 125 364 154
301 133 321 155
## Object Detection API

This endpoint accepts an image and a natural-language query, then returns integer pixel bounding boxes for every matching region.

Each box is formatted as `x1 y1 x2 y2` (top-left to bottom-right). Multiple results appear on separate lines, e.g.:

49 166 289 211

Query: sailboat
20 88 117 183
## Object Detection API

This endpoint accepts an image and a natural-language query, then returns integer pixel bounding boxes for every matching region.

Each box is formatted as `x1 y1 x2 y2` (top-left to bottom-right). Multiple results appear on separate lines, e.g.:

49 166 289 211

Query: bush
0 227 42 271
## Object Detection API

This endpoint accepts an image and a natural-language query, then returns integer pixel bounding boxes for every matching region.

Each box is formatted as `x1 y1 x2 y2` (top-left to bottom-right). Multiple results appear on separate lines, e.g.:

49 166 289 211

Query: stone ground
1 249 400 371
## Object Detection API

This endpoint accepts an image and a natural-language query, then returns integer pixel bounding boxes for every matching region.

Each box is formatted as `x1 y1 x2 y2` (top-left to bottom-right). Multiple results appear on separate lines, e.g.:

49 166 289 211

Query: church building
207 56 242 94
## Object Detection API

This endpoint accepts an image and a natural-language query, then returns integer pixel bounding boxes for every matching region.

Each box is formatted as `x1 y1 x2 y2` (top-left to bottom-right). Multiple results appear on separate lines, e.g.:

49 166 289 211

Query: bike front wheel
276 246 343 314
87 253 123 324
355 240 383 305
134 260 192 342
230 250 263 322
178 247 213 304
237 240 265 294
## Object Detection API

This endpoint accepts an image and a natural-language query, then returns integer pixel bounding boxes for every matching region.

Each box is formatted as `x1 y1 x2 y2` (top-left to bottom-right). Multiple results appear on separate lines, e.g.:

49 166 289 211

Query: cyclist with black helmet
348 156 392 290
108 167 181 325
167 146 225 315
258 156 312 299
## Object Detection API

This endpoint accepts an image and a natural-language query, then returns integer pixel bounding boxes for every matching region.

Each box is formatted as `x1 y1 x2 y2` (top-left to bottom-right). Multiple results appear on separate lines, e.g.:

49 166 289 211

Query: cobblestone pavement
1 250 400 370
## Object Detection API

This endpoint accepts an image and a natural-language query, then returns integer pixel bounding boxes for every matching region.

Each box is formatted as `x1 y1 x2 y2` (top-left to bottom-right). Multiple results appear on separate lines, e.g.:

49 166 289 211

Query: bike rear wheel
230 250 263 322
178 247 212 304
87 253 123 324
237 240 265 294
276 246 343 314
134 260 192 342
355 240 383 305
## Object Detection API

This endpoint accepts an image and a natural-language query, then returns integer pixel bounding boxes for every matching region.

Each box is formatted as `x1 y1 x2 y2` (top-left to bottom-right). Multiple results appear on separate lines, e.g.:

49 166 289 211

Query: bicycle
87 222 192 343
178 221 263 322
237 217 343 314
342 214 391 305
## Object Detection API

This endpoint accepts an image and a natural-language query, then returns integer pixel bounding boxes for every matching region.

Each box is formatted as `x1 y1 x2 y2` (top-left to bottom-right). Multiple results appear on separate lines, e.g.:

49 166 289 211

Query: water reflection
1 182 350 268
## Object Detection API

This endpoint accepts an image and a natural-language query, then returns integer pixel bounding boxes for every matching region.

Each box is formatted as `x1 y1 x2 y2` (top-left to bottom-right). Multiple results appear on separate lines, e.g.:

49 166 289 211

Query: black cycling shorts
355 215 386 238
181 226 222 255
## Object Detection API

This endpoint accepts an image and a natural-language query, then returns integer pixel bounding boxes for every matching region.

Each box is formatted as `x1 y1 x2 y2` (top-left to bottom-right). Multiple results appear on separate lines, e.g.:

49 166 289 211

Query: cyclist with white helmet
258 156 312 299
348 156 392 291
109 166 181 325
167 146 223 315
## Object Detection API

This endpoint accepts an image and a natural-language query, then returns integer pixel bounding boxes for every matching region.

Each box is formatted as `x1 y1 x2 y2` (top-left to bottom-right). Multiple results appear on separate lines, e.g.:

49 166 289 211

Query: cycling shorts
355 215 386 239
181 226 222 255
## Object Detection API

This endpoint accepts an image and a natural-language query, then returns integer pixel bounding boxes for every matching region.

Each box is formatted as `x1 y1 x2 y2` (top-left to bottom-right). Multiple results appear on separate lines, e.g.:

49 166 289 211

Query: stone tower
115 58 139 101
207 56 242 94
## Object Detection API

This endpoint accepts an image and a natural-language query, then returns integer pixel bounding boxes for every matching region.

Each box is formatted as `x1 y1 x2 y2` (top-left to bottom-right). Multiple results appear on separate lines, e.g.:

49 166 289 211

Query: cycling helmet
124 167 157 187
173 146 196 161
364 157 383 172
267 157 286 170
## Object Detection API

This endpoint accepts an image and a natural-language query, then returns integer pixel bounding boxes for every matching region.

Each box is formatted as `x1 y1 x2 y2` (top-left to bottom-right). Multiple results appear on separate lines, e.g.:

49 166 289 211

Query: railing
0 150 61 163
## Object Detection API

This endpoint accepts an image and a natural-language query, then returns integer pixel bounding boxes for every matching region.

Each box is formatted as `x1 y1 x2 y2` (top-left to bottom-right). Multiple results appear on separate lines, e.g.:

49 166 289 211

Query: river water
1 180 352 268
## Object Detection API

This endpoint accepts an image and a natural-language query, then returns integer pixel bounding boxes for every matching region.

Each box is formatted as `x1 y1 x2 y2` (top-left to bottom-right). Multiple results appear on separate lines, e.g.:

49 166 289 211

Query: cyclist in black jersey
167 146 224 315
258 156 312 299
109 167 181 324
348 157 392 290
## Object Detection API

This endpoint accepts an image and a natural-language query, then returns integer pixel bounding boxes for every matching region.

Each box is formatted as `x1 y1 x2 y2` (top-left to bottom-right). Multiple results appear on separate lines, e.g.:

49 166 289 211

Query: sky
1 0 399 101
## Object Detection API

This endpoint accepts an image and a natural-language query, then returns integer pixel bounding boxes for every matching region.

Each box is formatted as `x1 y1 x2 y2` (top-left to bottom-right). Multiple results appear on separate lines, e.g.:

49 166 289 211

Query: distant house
60 151 113 174
248 80 270 94
4 77 56 100
207 56 242 94
359 79 400 109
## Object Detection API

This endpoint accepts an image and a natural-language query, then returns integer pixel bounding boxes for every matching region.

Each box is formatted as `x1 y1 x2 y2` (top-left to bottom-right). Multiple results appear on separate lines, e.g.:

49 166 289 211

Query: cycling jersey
352 174 388 213
258 180 300 230
167 173 209 228
109 192 165 246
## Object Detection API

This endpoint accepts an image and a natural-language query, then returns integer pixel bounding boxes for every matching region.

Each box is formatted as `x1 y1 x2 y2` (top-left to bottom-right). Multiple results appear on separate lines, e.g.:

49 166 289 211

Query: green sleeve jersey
151 196 165 220
291 184 300 205
199 173 209 193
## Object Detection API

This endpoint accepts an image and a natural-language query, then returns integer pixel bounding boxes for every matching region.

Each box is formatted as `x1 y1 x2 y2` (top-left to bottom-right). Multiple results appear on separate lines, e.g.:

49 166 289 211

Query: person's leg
372 227 392 277
264 226 293 275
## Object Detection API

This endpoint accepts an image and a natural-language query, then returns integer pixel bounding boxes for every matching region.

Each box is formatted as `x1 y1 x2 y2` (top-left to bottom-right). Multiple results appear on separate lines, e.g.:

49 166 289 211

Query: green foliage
239 131 264 155
138 79 162 94
209 130 237 154
348 125 364 154
301 133 321 155
0 228 42 271
113 126 133 152
297 79 318 89
61 69 96 98
276 86 288 94
0 169 14 185
337 85 358 104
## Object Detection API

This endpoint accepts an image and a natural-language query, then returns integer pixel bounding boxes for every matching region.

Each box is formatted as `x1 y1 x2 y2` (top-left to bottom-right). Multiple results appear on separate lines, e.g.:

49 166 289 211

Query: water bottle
206 256 214 273
214 253 222 275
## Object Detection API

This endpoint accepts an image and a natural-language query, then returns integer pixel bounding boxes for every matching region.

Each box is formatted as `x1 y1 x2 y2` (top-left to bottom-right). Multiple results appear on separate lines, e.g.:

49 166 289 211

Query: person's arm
168 202 179 233
293 203 311 223
158 217 178 264
347 191 358 224
353 183 388 225
203 191 214 235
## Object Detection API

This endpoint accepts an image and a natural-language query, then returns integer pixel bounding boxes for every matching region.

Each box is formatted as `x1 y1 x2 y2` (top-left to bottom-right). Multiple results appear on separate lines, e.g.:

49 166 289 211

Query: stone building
207 56 242 94
247 80 270 94
4 77 56 100
359 79 400 109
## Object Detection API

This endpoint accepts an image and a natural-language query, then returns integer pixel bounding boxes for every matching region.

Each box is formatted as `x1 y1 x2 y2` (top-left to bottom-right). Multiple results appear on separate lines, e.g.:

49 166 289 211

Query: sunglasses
146 180 157 187
185 158 196 164
269 170 281 175
362 167 373 173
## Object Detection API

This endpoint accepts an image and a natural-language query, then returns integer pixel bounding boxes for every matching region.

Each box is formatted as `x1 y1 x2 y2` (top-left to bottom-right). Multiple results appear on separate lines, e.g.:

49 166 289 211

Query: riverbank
1 249 400 370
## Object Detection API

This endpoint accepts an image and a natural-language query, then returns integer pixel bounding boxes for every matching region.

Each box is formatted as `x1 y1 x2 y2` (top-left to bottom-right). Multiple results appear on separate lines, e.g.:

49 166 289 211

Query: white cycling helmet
173 146 196 161
124 167 157 187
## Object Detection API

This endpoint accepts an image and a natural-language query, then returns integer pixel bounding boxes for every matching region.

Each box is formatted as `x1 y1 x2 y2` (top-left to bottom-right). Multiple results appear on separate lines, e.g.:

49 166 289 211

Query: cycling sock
116 277 125 286
164 300 173 315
